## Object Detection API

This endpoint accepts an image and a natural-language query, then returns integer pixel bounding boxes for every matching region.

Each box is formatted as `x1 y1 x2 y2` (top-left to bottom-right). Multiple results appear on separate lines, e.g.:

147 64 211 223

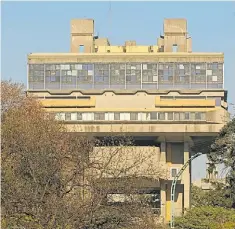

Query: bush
175 206 235 229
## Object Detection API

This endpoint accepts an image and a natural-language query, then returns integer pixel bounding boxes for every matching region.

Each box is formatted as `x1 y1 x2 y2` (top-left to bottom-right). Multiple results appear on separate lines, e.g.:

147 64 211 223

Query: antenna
108 0 112 42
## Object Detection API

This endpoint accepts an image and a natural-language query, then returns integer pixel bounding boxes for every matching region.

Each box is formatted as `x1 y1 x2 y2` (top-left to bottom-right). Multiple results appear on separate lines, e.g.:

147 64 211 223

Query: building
27 18 228 222
193 161 226 191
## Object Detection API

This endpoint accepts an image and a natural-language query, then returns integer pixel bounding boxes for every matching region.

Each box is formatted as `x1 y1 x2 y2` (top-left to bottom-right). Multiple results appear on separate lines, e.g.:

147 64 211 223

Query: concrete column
183 142 190 210
160 141 166 220
160 141 166 163
160 182 166 220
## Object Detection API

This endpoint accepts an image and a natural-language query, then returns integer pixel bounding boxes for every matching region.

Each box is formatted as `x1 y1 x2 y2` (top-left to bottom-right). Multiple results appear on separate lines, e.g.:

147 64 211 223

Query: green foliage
208 118 235 207
175 206 235 229
191 184 233 208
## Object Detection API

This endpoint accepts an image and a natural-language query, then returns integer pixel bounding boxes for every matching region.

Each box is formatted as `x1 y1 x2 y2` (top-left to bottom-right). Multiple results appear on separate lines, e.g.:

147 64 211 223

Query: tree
191 184 232 208
175 206 235 229
208 118 235 208
1 80 166 229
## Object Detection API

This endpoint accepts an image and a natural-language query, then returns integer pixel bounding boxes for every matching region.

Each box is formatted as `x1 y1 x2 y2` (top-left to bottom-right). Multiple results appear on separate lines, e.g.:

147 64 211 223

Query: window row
29 63 223 84
51 112 206 121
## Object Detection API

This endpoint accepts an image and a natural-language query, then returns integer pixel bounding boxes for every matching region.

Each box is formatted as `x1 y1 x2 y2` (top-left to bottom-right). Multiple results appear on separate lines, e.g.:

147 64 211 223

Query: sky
1 1 235 181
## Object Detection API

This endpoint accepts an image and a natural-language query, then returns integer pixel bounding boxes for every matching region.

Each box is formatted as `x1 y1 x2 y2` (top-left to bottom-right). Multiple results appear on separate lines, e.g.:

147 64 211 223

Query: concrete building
27 18 228 222
193 161 226 191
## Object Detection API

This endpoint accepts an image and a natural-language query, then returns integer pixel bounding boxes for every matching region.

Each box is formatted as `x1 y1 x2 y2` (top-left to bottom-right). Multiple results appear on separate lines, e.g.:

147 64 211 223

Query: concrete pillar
183 142 191 210
160 141 166 163
160 141 166 219
160 182 166 220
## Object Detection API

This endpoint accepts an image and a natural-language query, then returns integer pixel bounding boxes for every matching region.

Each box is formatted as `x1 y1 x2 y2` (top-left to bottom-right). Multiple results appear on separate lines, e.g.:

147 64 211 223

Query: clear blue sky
2 1 235 181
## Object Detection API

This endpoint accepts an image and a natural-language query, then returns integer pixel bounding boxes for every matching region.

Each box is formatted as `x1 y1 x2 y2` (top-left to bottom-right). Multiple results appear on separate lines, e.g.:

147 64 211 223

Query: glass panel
94 112 105 120
158 112 166 120
195 112 202 120
142 63 158 83
94 63 109 89
171 168 178 177
207 62 223 89
77 63 93 89
191 63 206 89
130 112 138 120
71 113 77 121
28 64 45 89
174 112 180 121
110 63 125 89
158 63 174 89
150 112 158 120
61 64 77 89
126 63 141 89
185 112 190 120
45 64 60 89
174 63 190 89
114 113 120 120
190 112 196 120
201 112 206 120
77 112 82 120
65 113 71 121
179 113 184 120
167 112 174 120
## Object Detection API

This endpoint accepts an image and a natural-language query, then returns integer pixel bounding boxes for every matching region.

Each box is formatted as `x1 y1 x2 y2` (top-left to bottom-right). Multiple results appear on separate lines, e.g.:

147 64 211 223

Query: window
108 113 114 121
185 112 190 120
65 113 71 121
212 75 218 82
172 44 178 52
206 70 212 76
174 112 180 121
180 113 185 120
94 112 105 120
79 45 84 53
158 112 165 120
75 64 83 70
130 112 138 120
146 113 151 121
215 97 221 106
171 168 178 178
201 112 206 120
77 112 82 120
150 112 158 120
167 112 173 120
110 63 125 86
104 113 109 121
195 112 202 120
190 112 196 120
50 75 56 82
126 64 141 86
114 113 120 120
142 63 158 83
120 113 130 121
137 113 143 121
82 113 94 121
94 64 109 84
71 113 77 121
